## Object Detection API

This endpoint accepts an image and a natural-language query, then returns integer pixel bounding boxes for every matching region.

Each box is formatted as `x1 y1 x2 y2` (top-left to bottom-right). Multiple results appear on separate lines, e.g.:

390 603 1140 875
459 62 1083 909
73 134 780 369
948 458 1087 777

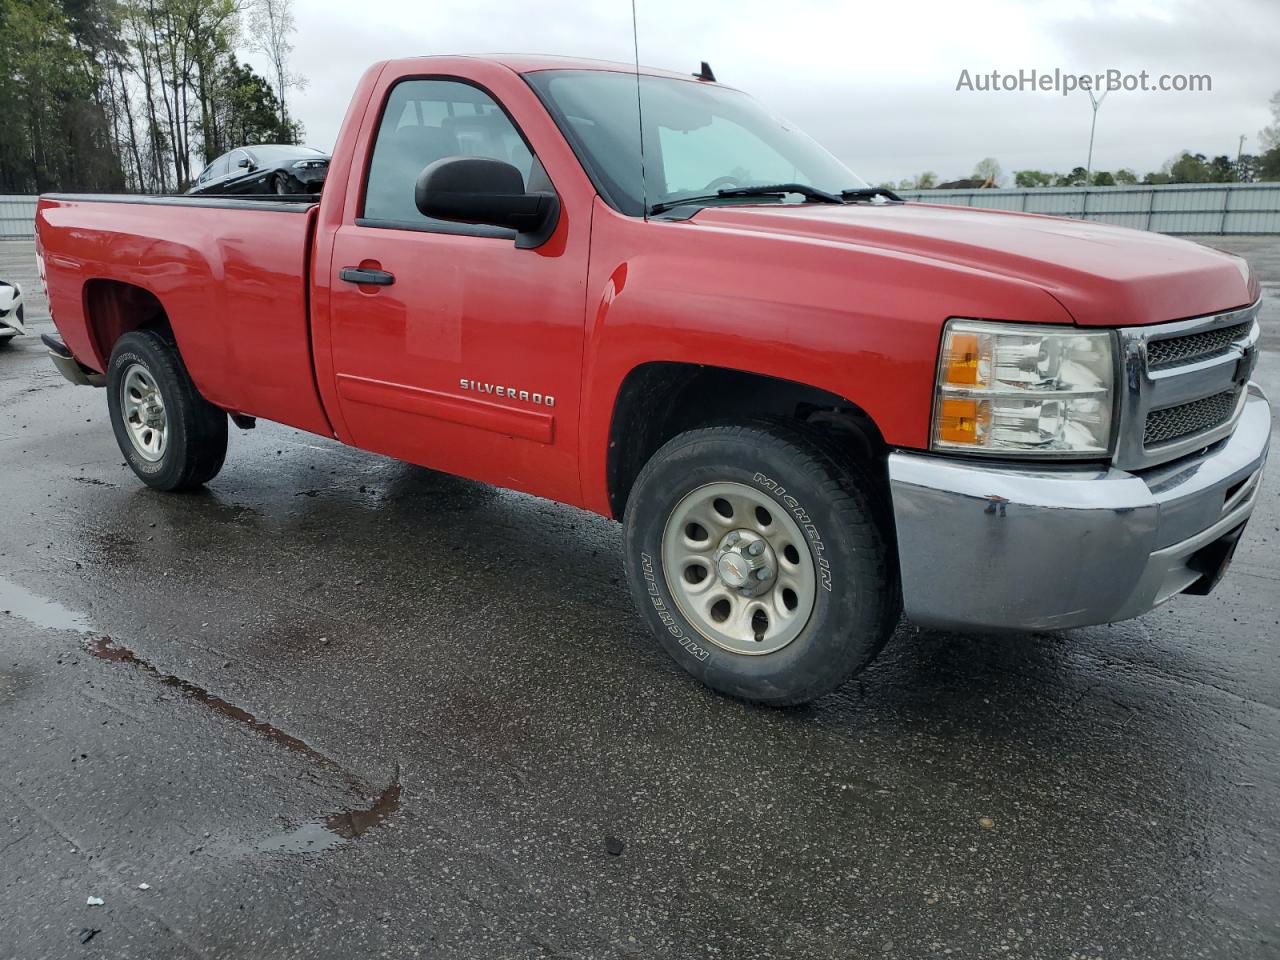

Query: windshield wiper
718 183 843 204
840 187 904 202
650 182 844 216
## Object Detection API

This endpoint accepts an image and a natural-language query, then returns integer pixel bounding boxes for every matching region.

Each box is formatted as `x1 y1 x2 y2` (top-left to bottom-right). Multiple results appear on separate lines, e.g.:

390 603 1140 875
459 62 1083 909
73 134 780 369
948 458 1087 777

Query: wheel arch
605 361 887 520
82 279 174 371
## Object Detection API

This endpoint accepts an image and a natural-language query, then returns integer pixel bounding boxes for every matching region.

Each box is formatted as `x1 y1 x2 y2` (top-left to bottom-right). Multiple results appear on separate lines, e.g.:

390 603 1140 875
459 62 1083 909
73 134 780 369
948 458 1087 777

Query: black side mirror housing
414 156 559 249
237 157 252 169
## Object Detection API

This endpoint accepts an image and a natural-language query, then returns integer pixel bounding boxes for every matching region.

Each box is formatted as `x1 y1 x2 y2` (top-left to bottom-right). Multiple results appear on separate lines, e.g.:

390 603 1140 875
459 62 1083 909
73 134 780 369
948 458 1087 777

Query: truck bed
45 193 320 213
36 193 332 438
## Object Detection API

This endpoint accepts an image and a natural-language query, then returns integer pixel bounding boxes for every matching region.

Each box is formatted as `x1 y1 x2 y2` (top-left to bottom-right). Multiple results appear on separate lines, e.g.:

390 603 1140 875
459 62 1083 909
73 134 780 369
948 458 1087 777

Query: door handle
340 266 395 286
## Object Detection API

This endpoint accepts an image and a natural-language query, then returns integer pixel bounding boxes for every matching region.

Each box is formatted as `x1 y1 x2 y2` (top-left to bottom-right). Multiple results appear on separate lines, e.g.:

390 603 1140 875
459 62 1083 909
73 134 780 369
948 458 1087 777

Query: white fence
896 182 1280 235
0 196 38 239
4 184 1280 237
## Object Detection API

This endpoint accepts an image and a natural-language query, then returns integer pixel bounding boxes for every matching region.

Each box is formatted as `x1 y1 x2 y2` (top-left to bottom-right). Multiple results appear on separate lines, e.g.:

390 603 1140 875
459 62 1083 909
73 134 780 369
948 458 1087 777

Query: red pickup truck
35 55 1270 705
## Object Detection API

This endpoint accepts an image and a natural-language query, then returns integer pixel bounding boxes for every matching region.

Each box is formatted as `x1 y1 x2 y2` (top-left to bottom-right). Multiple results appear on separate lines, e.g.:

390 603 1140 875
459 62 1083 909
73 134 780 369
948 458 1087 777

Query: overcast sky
249 0 1280 185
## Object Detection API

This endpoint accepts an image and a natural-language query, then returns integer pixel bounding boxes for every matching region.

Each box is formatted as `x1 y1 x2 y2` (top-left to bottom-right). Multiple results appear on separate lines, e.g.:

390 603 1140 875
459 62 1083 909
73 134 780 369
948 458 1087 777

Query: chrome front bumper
888 385 1271 632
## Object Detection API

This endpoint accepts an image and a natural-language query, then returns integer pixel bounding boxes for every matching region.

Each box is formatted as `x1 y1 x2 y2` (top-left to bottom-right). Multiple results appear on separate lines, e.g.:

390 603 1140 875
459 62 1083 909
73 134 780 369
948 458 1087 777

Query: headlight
932 320 1115 457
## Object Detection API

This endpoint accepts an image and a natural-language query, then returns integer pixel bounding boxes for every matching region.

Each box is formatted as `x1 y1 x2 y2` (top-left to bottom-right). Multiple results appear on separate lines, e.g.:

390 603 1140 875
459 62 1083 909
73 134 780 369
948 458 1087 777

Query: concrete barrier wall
0 196 38 239
896 183 1280 234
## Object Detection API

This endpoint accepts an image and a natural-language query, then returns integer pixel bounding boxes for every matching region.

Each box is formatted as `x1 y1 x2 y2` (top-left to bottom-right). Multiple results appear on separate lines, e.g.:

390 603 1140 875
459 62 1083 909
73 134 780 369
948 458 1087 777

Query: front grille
1144 389 1239 447
1147 321 1251 369
1116 301 1259 470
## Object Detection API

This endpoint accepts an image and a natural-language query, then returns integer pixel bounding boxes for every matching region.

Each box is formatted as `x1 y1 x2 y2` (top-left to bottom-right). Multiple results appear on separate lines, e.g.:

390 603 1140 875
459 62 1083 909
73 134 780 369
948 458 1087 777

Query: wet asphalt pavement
2 235 1279 960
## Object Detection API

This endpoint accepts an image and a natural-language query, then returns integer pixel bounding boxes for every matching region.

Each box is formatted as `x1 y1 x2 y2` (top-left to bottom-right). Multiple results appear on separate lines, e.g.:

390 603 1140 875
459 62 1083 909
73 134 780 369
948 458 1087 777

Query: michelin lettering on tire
752 472 833 591
640 552 710 661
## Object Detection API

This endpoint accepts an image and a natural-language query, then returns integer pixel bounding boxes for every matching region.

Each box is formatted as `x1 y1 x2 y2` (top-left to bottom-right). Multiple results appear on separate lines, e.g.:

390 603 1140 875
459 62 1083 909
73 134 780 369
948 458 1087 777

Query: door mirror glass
414 157 559 248
237 156 252 169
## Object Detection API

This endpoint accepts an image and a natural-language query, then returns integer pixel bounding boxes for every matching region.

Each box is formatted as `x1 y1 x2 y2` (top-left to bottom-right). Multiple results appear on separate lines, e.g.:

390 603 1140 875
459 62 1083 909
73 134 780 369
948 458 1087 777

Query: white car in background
0 280 25 344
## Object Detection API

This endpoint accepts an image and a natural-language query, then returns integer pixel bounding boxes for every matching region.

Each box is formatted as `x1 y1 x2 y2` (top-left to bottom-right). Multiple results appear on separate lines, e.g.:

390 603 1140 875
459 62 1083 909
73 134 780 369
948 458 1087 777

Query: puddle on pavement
0 575 95 633
245 776 403 854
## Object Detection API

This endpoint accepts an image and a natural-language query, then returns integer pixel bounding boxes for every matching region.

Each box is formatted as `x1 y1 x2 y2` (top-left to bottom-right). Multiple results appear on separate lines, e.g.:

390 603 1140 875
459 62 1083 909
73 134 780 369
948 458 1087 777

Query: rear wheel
623 422 899 706
106 330 228 491
273 174 290 195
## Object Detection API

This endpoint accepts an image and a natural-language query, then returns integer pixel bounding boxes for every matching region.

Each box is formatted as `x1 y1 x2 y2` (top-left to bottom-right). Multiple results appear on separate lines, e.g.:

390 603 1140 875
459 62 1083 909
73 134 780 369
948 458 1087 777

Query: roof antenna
631 0 648 219
694 61 716 82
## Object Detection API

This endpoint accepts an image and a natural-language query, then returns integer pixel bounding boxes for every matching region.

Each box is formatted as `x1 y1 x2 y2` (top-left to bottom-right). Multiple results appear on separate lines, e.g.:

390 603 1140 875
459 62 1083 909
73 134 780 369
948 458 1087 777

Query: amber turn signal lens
936 396 985 445
942 332 982 385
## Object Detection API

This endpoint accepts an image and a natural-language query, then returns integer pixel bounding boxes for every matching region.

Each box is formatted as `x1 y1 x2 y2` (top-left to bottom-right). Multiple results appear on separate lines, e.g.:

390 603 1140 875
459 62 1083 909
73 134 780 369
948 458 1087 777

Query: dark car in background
187 144 329 196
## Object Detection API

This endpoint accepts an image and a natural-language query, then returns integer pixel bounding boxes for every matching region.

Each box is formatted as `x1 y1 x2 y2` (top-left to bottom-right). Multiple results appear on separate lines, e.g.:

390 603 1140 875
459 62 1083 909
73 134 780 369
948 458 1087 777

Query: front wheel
623 423 900 706
106 330 228 491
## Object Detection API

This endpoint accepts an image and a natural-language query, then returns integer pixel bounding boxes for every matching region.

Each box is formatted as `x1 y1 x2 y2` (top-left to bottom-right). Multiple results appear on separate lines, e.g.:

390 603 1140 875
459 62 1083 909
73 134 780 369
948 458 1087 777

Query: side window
363 78 541 225
209 153 231 180
228 150 249 172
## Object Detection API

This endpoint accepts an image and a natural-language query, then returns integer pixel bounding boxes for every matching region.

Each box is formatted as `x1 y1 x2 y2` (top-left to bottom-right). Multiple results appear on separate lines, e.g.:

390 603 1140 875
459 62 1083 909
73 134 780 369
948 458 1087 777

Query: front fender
578 199 1074 514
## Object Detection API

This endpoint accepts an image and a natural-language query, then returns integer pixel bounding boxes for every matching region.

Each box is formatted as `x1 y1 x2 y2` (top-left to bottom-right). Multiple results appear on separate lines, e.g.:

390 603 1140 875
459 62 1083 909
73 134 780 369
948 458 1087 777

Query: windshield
525 69 867 216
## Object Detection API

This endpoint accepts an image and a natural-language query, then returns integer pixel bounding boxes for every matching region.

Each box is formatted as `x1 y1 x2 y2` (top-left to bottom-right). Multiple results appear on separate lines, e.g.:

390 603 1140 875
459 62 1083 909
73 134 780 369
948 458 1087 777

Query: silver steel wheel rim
120 363 168 462
661 481 818 656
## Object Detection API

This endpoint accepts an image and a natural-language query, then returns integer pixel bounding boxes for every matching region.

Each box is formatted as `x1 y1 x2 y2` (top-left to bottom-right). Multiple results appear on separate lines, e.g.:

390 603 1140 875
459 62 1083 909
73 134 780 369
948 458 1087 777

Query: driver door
325 77 589 505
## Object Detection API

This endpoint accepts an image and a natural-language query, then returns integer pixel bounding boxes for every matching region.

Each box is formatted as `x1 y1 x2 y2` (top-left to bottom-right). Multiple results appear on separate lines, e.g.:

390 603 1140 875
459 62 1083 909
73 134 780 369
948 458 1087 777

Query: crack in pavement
84 636 366 791
2 573 402 854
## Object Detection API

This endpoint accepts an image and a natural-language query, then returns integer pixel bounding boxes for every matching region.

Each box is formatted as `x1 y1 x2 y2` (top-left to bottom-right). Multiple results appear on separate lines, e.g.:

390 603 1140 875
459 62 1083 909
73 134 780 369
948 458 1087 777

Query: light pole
1085 88 1109 184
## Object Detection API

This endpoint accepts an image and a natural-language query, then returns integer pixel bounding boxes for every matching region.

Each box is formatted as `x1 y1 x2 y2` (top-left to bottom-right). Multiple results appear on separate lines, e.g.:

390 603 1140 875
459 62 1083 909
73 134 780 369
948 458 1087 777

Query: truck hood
689 202 1257 326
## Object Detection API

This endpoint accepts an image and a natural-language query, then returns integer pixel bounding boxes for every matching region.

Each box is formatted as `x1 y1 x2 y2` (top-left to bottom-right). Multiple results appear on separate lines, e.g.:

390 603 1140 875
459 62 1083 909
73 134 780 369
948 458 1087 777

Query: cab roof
400 54 714 83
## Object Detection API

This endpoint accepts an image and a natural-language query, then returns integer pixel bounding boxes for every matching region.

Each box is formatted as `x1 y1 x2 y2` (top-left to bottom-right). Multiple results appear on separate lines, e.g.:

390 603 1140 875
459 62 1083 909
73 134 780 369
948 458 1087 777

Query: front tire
623 423 899 706
106 330 228 491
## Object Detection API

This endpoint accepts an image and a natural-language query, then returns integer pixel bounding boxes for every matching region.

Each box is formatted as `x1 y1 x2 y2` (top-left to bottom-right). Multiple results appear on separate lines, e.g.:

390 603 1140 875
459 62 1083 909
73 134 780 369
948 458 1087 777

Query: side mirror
415 156 559 249
237 157 253 169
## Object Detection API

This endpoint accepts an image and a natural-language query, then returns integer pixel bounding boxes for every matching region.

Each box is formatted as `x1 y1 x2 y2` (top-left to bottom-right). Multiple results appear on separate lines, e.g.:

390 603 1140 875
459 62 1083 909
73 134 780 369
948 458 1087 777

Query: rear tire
106 330 228 491
623 422 899 706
